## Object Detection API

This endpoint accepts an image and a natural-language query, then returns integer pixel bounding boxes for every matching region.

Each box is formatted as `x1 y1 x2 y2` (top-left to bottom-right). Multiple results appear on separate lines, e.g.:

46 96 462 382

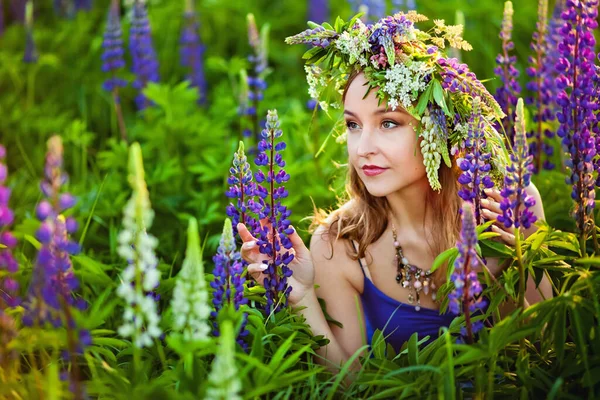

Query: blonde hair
308 69 463 287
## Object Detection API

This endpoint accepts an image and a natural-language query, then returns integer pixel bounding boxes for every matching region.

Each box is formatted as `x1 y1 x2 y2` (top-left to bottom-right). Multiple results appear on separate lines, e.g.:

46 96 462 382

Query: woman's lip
362 167 387 176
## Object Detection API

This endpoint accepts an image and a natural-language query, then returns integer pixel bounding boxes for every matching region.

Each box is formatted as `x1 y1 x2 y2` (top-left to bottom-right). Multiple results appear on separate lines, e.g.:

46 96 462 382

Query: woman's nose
356 128 378 157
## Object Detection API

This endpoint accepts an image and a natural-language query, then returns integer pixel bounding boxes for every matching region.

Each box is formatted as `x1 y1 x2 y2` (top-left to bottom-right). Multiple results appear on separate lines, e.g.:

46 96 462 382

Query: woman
237 12 553 374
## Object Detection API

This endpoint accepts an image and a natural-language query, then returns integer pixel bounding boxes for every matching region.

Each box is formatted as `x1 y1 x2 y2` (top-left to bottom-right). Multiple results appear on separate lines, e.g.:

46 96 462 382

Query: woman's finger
247 262 269 283
240 240 258 263
490 225 515 246
480 198 502 215
483 188 503 203
481 209 512 233
237 223 257 244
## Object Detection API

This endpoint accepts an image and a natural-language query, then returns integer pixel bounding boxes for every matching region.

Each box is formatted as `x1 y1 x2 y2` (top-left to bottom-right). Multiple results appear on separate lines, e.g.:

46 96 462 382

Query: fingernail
244 241 256 249
259 263 268 270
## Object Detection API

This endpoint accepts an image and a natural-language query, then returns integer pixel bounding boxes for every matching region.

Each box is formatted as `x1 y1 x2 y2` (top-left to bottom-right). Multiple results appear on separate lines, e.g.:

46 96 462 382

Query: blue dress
351 241 456 353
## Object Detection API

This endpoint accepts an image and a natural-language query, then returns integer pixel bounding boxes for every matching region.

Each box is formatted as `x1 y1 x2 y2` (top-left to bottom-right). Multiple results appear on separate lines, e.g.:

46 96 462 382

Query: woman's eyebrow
344 108 407 118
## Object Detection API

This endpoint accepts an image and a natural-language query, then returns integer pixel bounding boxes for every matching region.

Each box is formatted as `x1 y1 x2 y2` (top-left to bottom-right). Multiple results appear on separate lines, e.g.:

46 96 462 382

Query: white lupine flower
420 112 443 192
116 143 162 348
170 218 211 342
205 321 242 400
382 61 433 111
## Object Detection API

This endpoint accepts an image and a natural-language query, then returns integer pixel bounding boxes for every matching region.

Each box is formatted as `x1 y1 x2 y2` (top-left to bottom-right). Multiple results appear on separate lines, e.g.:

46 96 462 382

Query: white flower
116 143 162 348
420 113 443 192
205 321 242 400
335 30 370 66
382 61 433 111
170 218 211 342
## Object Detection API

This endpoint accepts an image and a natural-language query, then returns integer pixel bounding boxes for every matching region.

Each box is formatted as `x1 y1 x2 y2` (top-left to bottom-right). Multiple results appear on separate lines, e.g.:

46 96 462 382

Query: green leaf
431 247 458 273
416 83 433 116
432 80 450 116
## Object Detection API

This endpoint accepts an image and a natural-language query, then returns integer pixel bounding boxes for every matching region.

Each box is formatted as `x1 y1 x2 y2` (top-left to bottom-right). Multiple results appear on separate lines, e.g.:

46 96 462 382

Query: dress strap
351 240 367 278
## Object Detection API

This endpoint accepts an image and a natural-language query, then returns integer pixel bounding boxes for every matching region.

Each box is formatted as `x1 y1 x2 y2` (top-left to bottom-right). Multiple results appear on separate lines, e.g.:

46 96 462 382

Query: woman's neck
386 177 433 237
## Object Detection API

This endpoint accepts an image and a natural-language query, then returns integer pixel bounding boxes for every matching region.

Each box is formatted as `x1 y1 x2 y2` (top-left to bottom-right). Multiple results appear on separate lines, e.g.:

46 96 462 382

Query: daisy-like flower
170 218 211 342
116 143 162 348
382 61 432 111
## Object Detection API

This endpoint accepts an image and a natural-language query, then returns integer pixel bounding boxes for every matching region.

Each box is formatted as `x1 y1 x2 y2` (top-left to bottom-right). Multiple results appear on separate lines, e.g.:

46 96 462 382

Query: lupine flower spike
204 320 242 400
525 0 555 172
22 0 38 63
180 0 207 106
493 1 521 145
210 218 250 352
170 217 211 342
130 0 160 111
308 0 329 24
22 136 89 399
497 98 537 231
457 97 494 225
251 110 294 314
0 145 19 309
244 14 269 142
226 141 259 238
555 0 598 252
116 142 162 348
449 202 486 344
101 0 128 141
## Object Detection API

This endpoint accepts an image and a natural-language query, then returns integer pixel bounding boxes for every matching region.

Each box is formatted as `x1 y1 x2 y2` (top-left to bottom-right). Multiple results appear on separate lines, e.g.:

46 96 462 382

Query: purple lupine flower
23 136 84 328
22 1 37 63
438 57 505 119
555 0 598 238
245 14 269 143
11 0 26 24
308 0 329 24
449 202 486 344
129 0 160 111
349 0 386 22
457 97 494 225
74 0 92 12
251 110 294 314
0 145 19 309
0 0 5 37
525 0 556 173
101 0 127 92
226 141 259 239
493 1 521 145
284 24 338 48
497 99 537 230
210 219 250 352
180 0 207 106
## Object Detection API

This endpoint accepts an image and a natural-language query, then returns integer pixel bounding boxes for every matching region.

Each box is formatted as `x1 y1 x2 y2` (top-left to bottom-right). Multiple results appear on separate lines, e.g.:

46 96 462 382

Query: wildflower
448 202 486 343
180 0 207 106
349 0 386 22
101 0 127 92
171 218 211 342
497 99 537 230
116 142 162 348
555 0 598 238
74 0 92 12
130 0 160 110
525 0 555 172
22 1 37 63
204 320 242 400
226 141 259 238
392 0 417 12
252 110 294 314
419 106 450 192
0 145 19 309
210 219 250 352
382 61 432 110
457 97 494 225
493 1 521 144
244 14 269 142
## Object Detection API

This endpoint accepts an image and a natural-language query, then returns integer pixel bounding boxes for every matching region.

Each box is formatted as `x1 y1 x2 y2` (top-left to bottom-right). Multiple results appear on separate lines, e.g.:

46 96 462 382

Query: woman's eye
382 120 399 129
346 121 360 130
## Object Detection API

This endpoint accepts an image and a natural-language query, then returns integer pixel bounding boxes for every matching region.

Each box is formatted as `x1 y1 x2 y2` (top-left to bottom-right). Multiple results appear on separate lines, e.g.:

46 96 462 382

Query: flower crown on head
285 11 510 192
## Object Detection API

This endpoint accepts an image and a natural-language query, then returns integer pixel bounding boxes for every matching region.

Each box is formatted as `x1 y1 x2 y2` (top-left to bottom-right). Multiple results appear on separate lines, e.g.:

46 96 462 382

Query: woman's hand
237 221 316 306
481 188 515 247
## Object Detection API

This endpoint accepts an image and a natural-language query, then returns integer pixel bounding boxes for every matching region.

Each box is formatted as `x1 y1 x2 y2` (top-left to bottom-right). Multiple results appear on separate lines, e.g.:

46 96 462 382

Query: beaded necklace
391 221 437 311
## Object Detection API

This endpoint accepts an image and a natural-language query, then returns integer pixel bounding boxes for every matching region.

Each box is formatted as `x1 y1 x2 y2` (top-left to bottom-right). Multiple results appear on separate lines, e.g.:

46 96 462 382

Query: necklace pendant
408 293 414 303
402 280 410 288
396 274 402 283
432 291 437 301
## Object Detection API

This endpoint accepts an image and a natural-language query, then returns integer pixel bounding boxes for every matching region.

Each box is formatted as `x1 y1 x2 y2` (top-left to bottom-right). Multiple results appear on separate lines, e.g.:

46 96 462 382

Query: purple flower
555 0 598 237
525 0 556 173
0 145 19 309
457 97 494 225
497 99 537 230
101 0 127 92
130 0 160 110
391 0 417 12
74 0 92 12
349 0 386 22
23 136 83 328
0 0 5 37
438 57 505 119
449 202 487 343
284 24 338 48
244 14 269 143
252 110 294 314
210 219 250 352
226 141 259 238
493 1 521 145
22 1 37 63
180 1 207 106
11 0 26 24
308 0 329 24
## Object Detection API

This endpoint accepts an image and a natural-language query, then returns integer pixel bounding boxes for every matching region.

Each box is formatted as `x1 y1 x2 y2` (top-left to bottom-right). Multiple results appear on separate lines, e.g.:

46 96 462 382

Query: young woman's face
344 73 427 197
